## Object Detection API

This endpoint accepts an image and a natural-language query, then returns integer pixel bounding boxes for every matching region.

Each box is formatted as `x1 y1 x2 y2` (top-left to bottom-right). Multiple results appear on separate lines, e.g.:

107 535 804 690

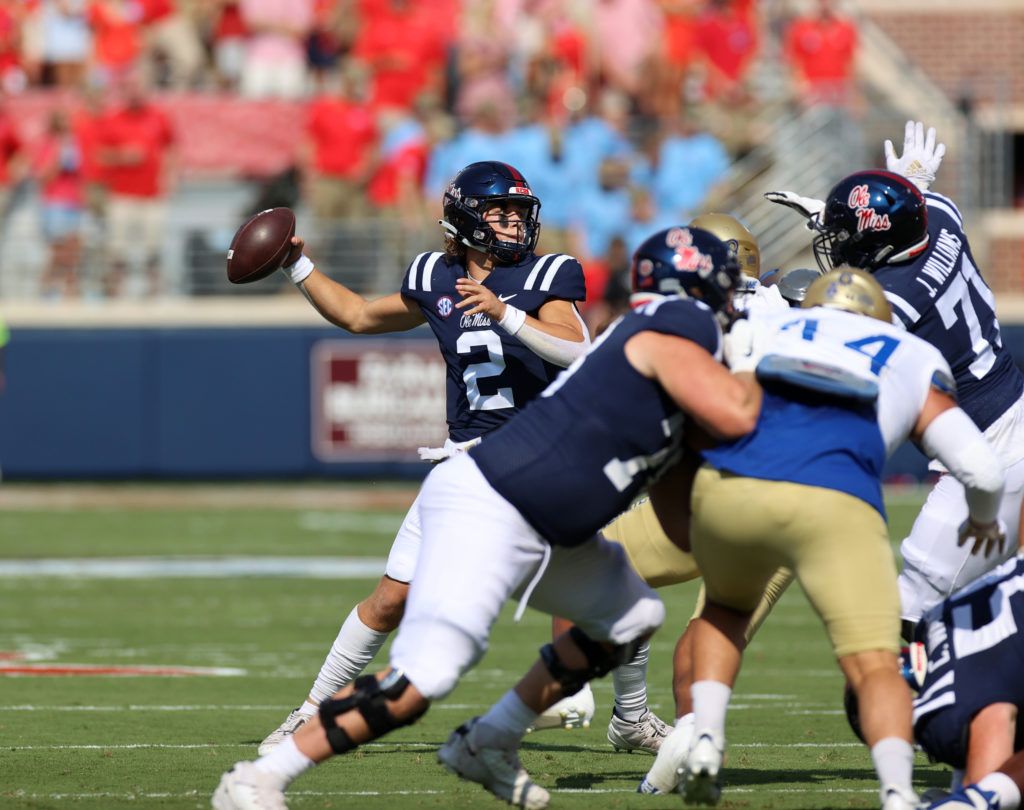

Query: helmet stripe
503 163 525 182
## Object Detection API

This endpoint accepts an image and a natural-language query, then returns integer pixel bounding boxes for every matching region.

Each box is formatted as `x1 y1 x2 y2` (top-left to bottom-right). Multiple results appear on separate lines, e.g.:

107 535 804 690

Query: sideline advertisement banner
312 340 448 462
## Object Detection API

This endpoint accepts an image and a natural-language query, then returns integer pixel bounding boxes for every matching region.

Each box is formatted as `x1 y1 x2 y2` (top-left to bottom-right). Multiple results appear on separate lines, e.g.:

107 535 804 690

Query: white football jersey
747 305 955 456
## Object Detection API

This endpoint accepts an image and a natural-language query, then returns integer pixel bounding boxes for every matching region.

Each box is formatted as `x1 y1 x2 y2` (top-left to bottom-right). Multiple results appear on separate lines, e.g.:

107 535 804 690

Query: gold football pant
689 466 900 657
603 497 792 642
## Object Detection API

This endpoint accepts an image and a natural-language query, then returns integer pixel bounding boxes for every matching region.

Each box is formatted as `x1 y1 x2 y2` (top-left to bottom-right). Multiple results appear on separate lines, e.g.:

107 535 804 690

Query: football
226 207 296 284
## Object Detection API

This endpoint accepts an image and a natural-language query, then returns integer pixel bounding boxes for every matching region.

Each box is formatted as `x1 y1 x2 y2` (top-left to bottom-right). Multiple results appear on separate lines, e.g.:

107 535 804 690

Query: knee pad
317 670 426 754
540 626 643 696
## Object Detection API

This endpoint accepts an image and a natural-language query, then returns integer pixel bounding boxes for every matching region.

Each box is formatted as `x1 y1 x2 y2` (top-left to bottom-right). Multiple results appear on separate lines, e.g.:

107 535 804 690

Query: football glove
884 120 946 192
417 437 482 463
763 190 826 229
957 517 1007 557
723 317 760 373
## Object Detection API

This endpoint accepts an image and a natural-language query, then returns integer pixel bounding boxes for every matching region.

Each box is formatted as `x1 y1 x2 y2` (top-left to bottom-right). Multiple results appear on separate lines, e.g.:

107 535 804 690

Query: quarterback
258 160 591 754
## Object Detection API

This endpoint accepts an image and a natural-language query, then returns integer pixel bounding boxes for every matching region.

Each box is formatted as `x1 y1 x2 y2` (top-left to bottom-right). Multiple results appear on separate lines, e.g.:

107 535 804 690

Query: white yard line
0 557 388 579
7 785 880 799
8 741 868 751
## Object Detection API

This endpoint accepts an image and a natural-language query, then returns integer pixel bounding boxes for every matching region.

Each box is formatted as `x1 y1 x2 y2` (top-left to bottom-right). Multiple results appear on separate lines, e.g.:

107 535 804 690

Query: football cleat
607 708 670 754
639 716 695 794
678 730 724 806
526 682 595 732
880 785 922 810
438 718 550 809
212 761 288 810
257 708 313 756
924 785 1000 809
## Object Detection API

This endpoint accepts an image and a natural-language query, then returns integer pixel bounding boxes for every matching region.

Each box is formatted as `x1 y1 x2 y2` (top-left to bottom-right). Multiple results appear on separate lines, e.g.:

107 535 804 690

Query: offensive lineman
212 226 762 810
768 122 1024 635
679 269 1005 810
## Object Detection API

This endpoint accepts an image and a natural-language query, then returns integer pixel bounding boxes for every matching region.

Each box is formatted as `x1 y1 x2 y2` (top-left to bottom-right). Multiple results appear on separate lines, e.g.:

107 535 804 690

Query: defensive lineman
679 268 1005 810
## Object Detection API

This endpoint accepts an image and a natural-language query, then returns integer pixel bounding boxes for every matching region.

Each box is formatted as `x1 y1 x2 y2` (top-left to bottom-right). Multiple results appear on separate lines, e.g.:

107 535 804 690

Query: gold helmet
802 266 893 323
689 213 760 279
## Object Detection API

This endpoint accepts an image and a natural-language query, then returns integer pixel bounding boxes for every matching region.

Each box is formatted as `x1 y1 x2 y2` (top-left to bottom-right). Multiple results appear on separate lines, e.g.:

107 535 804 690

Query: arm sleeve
511 307 591 368
920 407 1004 525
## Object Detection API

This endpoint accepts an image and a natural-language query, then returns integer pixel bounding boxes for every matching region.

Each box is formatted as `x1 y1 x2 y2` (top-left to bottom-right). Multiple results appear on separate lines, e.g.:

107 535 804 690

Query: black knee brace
540 626 642 696
318 670 425 754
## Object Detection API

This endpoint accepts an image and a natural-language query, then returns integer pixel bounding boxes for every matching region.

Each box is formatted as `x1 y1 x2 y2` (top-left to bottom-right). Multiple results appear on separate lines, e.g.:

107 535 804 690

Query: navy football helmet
441 161 541 265
629 226 741 315
812 170 929 273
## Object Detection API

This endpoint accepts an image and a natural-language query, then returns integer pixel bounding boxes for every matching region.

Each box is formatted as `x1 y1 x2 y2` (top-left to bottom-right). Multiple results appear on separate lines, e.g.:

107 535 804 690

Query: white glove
884 120 945 192
745 283 790 315
763 191 826 229
416 437 481 463
723 317 759 373
957 517 1007 558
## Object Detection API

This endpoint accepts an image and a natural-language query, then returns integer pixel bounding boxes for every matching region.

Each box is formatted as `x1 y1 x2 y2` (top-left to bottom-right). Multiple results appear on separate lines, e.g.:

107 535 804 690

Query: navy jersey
912 554 1024 767
400 251 586 442
471 296 722 547
874 192 1023 430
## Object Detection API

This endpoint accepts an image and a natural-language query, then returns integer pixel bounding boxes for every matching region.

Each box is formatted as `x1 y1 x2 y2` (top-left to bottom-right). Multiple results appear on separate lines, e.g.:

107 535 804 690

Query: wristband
498 304 526 335
283 255 315 285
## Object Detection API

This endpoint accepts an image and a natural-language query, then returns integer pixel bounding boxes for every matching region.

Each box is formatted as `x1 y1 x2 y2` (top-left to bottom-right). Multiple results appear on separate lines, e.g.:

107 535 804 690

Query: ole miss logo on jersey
848 184 892 233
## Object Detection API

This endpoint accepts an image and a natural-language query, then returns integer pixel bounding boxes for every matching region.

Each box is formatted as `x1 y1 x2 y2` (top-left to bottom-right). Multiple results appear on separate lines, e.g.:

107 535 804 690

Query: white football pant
389 453 666 700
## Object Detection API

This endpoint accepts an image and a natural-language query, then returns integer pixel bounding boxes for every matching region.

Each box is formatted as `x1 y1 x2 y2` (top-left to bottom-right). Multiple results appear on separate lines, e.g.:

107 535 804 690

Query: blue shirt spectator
652 127 729 218
571 158 632 259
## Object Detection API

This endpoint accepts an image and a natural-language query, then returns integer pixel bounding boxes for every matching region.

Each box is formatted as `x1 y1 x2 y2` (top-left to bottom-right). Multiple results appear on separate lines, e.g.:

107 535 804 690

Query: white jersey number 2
457 330 515 411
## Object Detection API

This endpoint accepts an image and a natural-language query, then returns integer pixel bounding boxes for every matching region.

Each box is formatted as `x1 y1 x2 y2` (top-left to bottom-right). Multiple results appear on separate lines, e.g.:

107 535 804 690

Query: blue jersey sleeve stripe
406 252 430 291
419 252 442 292
539 255 572 292
925 195 963 228
884 291 921 326
524 254 555 290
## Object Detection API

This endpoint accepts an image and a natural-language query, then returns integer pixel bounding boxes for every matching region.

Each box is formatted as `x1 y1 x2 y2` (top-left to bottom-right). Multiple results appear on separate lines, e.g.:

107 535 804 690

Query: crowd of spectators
0 0 861 305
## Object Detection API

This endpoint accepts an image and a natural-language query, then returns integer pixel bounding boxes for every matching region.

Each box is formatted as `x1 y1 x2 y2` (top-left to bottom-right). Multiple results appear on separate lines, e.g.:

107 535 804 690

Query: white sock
978 772 1022 810
870 737 914 801
298 700 318 717
691 680 731 737
472 690 539 750
676 712 695 728
308 606 390 704
612 640 650 722
253 736 315 785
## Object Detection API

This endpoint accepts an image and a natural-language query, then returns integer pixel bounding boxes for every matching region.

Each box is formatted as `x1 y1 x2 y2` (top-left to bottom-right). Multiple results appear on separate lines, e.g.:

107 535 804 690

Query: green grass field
0 485 952 810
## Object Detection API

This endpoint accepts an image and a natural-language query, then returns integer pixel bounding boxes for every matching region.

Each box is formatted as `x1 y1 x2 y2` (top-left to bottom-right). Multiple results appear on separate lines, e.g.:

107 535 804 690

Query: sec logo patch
436 296 454 318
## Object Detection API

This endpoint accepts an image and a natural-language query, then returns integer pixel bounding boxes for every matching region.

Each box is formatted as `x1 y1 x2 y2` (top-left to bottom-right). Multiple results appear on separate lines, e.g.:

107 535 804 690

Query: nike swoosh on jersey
498 293 518 302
